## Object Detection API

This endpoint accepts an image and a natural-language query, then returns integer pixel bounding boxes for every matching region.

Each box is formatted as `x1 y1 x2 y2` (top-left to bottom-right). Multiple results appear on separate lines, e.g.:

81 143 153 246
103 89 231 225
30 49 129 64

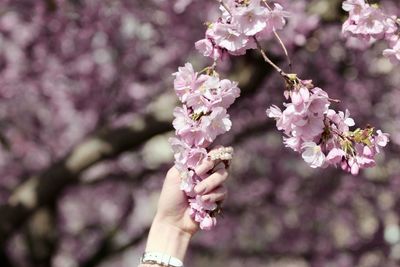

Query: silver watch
140 252 184 267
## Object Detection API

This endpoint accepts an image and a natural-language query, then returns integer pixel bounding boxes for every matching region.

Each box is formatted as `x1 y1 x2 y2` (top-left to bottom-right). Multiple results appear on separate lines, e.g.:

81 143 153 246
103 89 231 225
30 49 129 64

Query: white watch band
140 252 184 267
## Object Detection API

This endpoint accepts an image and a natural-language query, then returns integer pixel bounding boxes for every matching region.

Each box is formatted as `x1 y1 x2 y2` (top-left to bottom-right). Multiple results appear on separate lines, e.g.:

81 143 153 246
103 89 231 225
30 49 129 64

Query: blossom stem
199 61 217 75
253 37 288 78
273 30 292 71
262 0 272 10
328 97 341 103
261 0 292 70
324 117 354 148
218 0 292 76
218 0 232 17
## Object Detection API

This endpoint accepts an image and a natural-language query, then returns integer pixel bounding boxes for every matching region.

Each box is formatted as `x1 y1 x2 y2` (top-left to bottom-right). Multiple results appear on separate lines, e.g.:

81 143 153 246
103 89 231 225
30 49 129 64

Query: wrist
145 215 192 261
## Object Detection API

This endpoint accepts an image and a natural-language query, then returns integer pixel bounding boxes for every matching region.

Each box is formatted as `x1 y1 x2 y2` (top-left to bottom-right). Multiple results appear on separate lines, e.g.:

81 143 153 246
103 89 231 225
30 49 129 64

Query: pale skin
139 153 229 267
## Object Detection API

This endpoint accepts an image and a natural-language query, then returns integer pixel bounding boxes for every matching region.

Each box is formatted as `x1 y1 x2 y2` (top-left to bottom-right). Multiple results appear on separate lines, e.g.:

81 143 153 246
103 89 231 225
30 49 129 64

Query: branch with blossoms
266 77 389 175
170 64 240 230
342 0 400 63
170 0 390 230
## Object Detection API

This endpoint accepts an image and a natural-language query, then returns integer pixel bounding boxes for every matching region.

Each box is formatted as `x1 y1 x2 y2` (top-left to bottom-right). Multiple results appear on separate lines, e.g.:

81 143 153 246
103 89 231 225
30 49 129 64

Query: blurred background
0 0 400 266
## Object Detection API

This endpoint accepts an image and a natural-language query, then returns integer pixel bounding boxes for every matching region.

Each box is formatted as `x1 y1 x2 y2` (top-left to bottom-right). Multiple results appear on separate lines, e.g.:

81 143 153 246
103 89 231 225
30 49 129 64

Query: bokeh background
0 0 400 266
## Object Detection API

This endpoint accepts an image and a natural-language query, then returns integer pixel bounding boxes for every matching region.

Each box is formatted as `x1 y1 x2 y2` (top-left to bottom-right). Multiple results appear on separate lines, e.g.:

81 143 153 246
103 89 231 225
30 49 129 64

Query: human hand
155 157 229 235
144 153 229 262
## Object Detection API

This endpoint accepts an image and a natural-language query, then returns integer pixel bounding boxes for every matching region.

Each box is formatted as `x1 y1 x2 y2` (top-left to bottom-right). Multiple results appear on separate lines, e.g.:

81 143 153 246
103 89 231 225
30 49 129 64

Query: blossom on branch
383 39 400 63
170 62 240 229
342 0 400 63
267 77 389 174
170 0 391 232
195 0 290 59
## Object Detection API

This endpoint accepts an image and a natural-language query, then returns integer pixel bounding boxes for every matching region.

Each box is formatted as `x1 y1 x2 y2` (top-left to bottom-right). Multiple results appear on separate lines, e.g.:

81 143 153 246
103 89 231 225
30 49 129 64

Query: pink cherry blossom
326 148 346 164
170 0 392 232
179 169 196 196
266 104 282 120
267 78 389 175
233 1 268 36
195 38 214 57
374 129 390 153
195 38 222 60
218 79 241 108
200 107 232 143
290 87 309 106
342 5 388 39
342 0 399 63
348 157 360 175
307 87 330 115
172 106 193 137
383 39 400 63
170 137 207 169
189 195 218 211
266 4 290 31
199 213 217 230
197 1 289 57
326 109 355 133
342 0 367 14
344 143 376 175
301 142 326 168
171 62 240 229
173 63 197 102
172 106 207 147
189 196 218 230
186 75 220 112
283 136 302 152
268 86 329 143
186 75 240 112
255 3 290 40
212 23 249 52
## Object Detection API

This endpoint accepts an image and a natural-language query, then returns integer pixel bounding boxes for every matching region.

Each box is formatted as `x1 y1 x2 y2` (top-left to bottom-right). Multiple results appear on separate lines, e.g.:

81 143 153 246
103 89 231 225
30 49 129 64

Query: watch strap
140 252 184 267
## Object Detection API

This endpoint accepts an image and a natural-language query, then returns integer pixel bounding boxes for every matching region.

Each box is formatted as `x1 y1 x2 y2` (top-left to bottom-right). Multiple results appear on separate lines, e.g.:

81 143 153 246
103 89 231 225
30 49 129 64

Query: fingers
194 157 214 177
194 166 228 195
201 186 228 202
195 146 229 177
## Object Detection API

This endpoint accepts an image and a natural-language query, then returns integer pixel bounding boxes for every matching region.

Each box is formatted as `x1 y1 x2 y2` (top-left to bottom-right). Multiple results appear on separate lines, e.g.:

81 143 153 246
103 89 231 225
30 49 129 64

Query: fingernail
202 195 210 201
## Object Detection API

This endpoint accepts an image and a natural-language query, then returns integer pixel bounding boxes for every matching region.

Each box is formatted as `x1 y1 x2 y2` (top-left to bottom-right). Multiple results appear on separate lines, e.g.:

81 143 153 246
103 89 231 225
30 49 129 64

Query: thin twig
329 97 341 103
253 37 287 77
218 0 292 82
218 0 232 16
273 30 292 71
262 0 272 10
262 0 292 70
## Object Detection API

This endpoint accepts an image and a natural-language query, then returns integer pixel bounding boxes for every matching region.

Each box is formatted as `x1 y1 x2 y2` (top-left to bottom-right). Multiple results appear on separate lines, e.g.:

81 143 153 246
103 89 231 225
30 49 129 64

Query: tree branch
0 116 172 248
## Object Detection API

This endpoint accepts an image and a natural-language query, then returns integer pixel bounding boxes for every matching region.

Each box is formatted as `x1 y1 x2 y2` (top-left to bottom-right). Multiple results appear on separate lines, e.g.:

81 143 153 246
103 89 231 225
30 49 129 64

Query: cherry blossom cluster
195 0 290 60
169 0 391 231
169 63 240 229
342 0 400 63
267 77 389 175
